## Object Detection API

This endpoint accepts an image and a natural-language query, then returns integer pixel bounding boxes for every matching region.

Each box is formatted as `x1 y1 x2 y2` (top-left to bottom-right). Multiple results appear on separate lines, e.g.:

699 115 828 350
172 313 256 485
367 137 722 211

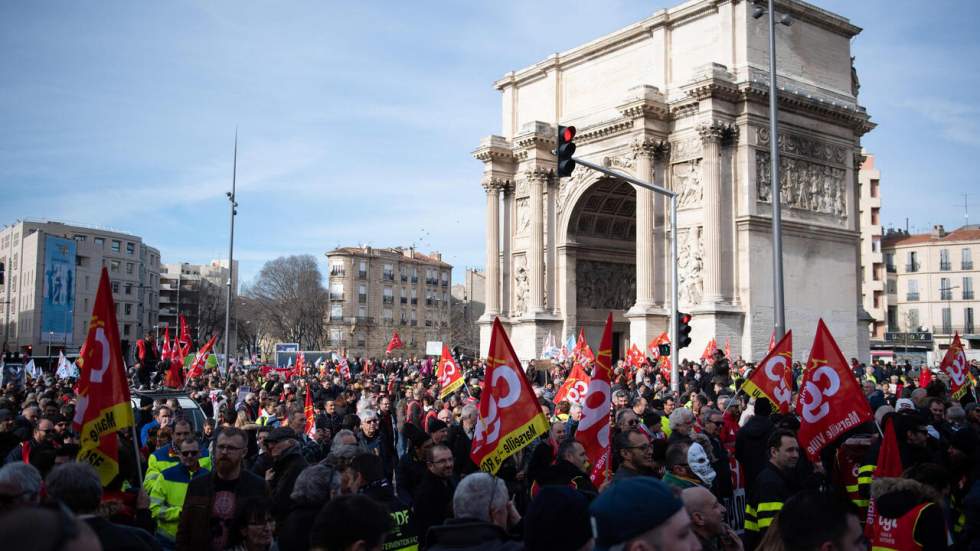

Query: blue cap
589 477 684 550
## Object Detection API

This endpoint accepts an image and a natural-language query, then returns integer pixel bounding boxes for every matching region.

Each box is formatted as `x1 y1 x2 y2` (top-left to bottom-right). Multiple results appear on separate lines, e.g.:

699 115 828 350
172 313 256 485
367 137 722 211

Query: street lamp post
754 0 792 340
223 131 238 373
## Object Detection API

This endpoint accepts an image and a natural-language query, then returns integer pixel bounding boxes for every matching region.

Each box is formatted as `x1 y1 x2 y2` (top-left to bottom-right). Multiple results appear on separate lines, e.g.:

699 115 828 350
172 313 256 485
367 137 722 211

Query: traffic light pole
570 156 681 392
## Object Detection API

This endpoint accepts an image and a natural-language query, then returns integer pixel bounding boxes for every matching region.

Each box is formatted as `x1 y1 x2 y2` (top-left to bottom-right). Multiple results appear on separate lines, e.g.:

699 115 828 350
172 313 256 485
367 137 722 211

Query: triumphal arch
474 0 874 363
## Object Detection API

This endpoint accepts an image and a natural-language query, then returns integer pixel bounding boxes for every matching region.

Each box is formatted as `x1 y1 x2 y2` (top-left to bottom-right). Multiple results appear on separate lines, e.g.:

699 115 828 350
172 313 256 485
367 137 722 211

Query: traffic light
677 313 693 350
556 125 577 177
657 342 671 357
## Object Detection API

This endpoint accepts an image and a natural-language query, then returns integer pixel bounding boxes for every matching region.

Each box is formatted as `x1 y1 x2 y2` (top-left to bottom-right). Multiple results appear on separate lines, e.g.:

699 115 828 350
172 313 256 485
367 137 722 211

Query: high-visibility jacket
145 444 212 490
745 462 799 547
869 502 930 551
149 464 210 540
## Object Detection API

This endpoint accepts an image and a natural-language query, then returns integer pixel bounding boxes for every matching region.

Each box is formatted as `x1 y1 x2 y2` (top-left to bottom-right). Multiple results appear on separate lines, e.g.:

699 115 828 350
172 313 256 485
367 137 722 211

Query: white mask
688 442 716 486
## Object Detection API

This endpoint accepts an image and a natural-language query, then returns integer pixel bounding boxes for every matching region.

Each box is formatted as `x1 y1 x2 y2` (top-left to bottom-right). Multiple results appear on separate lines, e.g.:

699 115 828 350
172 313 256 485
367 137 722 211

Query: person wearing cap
427 416 449 445
744 428 801 549
590 476 701 551
263 426 309 529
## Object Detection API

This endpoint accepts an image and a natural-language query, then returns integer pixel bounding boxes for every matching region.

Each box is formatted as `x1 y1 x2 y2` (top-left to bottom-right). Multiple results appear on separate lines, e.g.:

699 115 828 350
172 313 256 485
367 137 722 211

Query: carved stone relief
515 197 530 235
602 152 636 171
678 227 703 306
757 152 847 217
514 256 528 315
756 127 848 166
670 138 701 163
672 159 703 209
556 169 591 217
575 260 636 310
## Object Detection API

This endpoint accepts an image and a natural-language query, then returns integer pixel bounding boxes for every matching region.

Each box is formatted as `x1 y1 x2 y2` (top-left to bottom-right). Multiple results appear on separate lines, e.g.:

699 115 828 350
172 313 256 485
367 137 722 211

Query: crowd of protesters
1 334 980 551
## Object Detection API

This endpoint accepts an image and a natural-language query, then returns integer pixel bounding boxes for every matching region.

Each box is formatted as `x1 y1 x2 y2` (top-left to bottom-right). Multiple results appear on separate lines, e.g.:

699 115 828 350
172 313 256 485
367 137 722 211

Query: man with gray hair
279 464 342 551
447 403 479 476
358 408 394 479
45 462 161 551
0 462 42 509
668 407 695 445
424 472 522 550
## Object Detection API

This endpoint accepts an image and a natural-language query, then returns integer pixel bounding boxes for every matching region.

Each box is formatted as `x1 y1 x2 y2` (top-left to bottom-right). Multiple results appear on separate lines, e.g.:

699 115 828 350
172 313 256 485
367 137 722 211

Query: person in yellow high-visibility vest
149 438 210 545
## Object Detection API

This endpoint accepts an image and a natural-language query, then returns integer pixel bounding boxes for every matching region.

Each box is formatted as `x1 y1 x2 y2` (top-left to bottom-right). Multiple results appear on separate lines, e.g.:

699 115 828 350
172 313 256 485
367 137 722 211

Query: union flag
437 344 464 399
576 313 614 487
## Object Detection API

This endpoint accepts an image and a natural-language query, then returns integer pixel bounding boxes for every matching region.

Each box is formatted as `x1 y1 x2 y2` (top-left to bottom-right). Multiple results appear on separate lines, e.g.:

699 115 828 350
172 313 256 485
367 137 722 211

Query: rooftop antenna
959 193 978 227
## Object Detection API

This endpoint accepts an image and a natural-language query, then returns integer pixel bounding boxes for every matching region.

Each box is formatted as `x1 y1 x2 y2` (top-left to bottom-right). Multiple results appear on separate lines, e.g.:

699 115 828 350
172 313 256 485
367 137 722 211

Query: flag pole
131 424 144 487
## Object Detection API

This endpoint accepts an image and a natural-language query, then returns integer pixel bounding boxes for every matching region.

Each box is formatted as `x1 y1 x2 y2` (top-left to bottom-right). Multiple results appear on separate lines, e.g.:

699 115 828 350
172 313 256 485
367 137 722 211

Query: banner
260 365 296 378
386 330 404 354
72 267 134 486
540 332 559 360
554 361 591 406
796 320 872 461
741 331 793 414
577 313 614 487
337 356 352 381
865 414 904 540
471 318 550 475
41 235 76 343
939 333 971 400
56 351 78 380
437 344 464 399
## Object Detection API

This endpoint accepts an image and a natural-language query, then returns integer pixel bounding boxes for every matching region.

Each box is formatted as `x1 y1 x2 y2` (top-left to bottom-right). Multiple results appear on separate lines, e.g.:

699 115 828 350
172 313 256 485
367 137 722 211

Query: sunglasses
180 450 200 457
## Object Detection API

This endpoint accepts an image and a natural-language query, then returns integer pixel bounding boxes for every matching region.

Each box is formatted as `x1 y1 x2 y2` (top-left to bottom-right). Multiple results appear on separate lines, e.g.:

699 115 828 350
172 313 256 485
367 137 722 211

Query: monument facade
474 0 874 363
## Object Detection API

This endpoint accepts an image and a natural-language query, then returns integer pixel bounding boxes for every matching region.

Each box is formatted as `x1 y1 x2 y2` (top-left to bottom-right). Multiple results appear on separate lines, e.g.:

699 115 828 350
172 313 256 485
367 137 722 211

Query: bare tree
196 279 226 344
243 255 328 349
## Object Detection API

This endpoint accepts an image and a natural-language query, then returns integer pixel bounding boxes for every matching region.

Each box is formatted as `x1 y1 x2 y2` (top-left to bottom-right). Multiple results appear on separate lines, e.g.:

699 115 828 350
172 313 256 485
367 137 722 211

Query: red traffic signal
556 125 577 177
677 312 693 350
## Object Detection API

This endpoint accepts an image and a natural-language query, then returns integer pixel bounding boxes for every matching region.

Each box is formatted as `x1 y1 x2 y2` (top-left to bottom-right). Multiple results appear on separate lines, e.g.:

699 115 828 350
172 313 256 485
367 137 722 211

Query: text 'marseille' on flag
471 318 550 475
437 344 464 399
72 267 134 486
576 313 614 487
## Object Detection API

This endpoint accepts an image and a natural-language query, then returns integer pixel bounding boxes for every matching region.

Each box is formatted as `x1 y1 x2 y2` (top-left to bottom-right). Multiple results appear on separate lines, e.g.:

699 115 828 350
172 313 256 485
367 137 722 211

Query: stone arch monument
473 0 874 363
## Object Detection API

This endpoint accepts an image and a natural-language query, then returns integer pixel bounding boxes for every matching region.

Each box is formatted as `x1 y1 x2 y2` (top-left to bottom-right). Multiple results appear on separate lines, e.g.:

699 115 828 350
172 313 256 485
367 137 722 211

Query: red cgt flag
178 315 192 358
437 344 465 399
554 361 591 406
741 331 793 414
939 333 972 400
701 337 717 361
576 313 614 487
796 320 873 461
647 331 669 360
187 334 218 380
304 386 316 437
161 326 171 359
573 328 594 367
471 318 550 474
293 351 306 380
72 268 134 486
386 330 404 354
865 413 905 538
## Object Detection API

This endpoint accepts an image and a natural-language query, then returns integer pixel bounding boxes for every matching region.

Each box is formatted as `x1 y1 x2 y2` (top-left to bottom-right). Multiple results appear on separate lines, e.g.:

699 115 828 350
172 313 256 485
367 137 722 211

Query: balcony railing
964 291 975 300
383 296 394 305
906 292 920 301
400 297 408 304
906 263 920 273
358 294 367 304
358 271 367 280
383 272 395 281
964 261 975 270
886 264 897 273
940 262 952 272
330 293 344 301
330 269 345 277
932 325 977 335
940 291 953 301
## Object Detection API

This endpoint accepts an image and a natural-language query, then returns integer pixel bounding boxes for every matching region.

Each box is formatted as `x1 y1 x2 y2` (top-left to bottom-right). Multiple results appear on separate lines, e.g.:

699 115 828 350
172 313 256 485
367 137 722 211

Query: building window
126 242 135 255
906 280 919 301
124 303 132 316
964 277 974 300
411 289 417 305
330 261 345 277
93 237 104 248
906 251 918 273
112 281 120 294
357 306 368 319
383 308 393 322
126 262 134 274
941 308 952 334
400 311 408 325
940 277 952 301
411 267 418 283
400 287 407 304
330 283 344 301
383 287 394 305
383 264 394 281
940 249 951 271
442 271 449 286
966 307 975 334
123 324 130 336
125 283 133 295
330 304 343 320
887 280 897 294
110 260 120 272
359 260 367 279
111 240 121 253
964 248 974 270
887 306 898 332
358 284 368 304
885 252 896 273
400 267 408 282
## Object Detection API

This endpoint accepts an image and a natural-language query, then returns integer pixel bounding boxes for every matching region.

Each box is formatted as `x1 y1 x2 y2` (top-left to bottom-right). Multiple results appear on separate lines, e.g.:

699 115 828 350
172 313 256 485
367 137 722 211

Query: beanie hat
755 397 773 417
426 417 448 434
590 477 683 551
403 423 430 449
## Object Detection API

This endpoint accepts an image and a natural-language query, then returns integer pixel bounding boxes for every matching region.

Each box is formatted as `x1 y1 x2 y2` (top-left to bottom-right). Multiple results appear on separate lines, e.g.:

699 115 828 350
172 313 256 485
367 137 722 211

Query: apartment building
0 219 161 360
158 260 238 349
858 152 885 340
325 246 452 357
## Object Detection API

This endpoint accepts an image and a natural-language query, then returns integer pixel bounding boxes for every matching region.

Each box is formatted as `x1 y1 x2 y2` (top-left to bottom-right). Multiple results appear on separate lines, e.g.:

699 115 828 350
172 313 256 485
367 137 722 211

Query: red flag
293 351 306 380
554 361 591 406
72 268 134 486
161 326 171 359
918 367 933 389
796 320 873 461
386 330 404 354
647 331 669 359
178 315 192 357
724 337 731 360
437 344 464 399
741 331 793 414
865 414 905 538
338 356 352 381
659 356 673 384
471 318 550 474
163 356 185 388
574 328 594 367
304 387 316 437
701 337 717 361
576 313 614 487
625 343 646 382
187 334 218 379
939 333 971 400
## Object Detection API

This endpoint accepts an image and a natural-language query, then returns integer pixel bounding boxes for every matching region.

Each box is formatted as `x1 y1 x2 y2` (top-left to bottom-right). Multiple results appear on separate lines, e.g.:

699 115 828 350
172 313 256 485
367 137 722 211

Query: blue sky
2 1 978 286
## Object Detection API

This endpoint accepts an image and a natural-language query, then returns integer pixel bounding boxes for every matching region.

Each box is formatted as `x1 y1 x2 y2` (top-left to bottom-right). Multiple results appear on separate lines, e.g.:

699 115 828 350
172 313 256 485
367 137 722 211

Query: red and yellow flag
939 333 972 400
573 328 594 368
741 331 793 414
471 318 550 474
647 331 669 360
304 386 316 437
796 320 872 461
554 361 591 406
576 313 614 487
72 268 134 486
293 351 306 380
437 344 464 399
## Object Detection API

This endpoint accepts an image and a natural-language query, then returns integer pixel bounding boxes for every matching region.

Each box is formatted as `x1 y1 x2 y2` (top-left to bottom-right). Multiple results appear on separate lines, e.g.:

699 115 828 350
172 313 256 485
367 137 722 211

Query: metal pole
670 194 679 393
224 130 237 374
768 0 786 341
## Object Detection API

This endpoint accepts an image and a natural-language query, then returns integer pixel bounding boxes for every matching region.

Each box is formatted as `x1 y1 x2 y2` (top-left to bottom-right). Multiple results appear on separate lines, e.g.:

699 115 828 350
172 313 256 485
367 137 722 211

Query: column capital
481 177 510 193
697 120 738 144
632 137 671 160
522 167 552 185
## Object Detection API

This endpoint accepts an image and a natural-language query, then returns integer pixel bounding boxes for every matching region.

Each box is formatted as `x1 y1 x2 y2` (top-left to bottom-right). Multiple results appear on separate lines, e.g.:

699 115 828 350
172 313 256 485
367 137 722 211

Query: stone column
631 139 657 312
699 123 725 304
528 170 547 314
482 180 501 316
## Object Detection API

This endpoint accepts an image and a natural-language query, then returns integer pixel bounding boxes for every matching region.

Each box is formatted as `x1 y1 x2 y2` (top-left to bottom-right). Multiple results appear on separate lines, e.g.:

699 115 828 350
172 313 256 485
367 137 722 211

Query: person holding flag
575 313 614 488
72 267 136 487
436 344 464 399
